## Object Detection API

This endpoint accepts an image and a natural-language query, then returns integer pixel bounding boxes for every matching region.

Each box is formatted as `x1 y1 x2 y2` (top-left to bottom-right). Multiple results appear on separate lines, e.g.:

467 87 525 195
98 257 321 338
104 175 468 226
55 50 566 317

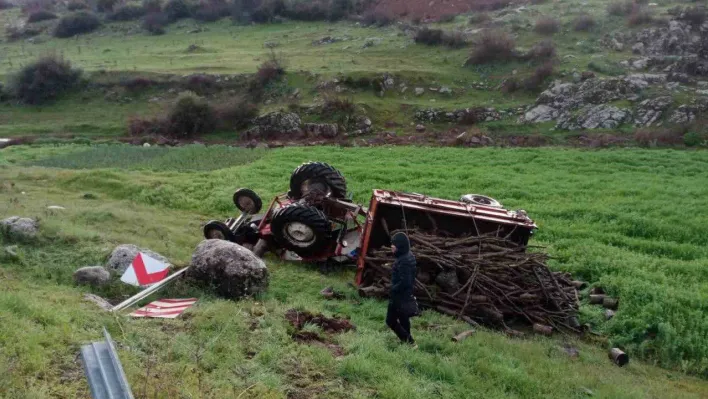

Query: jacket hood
391 232 410 257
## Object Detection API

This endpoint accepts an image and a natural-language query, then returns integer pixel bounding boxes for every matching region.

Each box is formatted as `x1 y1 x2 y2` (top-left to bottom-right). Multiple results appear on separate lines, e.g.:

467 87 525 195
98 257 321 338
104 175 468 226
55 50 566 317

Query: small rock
439 86 452 95
611 39 624 52
632 42 644 55
415 87 425 96
74 266 111 286
83 293 113 311
47 205 66 210
143 143 151 147
415 124 426 132
107 244 171 274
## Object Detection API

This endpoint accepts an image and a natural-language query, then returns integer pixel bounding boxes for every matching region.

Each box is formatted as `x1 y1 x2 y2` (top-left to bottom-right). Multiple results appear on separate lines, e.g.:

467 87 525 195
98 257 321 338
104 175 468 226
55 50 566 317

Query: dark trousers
386 302 414 344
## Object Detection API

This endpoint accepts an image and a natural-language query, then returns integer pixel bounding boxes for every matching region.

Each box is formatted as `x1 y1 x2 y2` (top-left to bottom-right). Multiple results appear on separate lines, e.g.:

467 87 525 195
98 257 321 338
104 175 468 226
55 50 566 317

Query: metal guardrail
80 328 134 399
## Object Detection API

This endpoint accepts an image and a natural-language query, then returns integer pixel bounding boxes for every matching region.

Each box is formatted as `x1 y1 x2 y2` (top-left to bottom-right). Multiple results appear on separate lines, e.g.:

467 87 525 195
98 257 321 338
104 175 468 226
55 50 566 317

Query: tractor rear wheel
289 162 347 200
271 204 332 257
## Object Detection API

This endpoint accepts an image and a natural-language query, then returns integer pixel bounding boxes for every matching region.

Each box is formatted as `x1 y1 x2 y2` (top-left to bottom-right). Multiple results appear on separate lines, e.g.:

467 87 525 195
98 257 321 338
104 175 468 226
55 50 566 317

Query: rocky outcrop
0 217 38 241
74 266 111 286
634 96 673 126
107 244 171 274
668 98 708 124
243 112 302 139
188 240 269 299
415 107 502 123
557 105 632 130
302 123 338 138
523 105 559 123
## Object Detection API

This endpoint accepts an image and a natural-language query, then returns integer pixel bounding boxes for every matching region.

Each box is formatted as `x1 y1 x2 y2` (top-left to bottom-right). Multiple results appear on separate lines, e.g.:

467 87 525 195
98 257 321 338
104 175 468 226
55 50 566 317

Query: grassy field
1 144 708 398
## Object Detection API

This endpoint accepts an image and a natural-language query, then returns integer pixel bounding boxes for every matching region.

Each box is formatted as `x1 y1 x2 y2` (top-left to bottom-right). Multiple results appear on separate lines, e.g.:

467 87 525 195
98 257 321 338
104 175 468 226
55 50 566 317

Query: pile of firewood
359 230 583 335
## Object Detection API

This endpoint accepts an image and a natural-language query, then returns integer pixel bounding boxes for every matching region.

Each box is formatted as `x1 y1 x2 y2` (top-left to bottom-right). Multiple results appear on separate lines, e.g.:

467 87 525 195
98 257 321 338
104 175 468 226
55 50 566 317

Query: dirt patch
285 309 356 333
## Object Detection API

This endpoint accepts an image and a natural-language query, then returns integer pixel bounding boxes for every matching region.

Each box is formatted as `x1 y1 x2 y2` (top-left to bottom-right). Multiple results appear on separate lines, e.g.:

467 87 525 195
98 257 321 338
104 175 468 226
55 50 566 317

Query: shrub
468 12 490 24
607 0 633 16
107 5 146 21
501 77 520 93
21 0 53 14
534 17 560 35
128 116 166 136
415 28 467 48
193 0 230 22
10 55 82 105
143 0 162 13
121 77 155 91
143 12 168 34
526 39 556 61
249 51 285 94
322 95 355 115
213 97 259 130
95 0 118 12
27 9 58 23
251 0 285 23
523 61 554 91
166 93 217 137
587 60 624 76
634 128 684 146
439 13 456 23
0 0 14 9
466 30 516 65
6 24 42 40
361 11 393 27
67 1 88 10
164 0 189 20
184 74 216 94
627 8 653 26
54 11 101 37
681 6 706 26
573 14 596 31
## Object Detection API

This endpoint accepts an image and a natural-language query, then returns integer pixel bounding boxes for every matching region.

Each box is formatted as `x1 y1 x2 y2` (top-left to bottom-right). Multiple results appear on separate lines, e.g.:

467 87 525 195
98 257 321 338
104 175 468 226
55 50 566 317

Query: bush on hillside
107 5 146 21
121 76 156 91
627 7 653 26
534 17 560 35
0 0 14 9
193 0 230 22
573 14 596 31
438 13 456 23
166 93 217 137
523 61 554 91
250 0 285 23
184 74 217 94
10 55 82 105
213 97 259 130
466 30 516 65
67 1 88 10
525 39 556 61
607 0 633 16
681 6 706 26
501 77 520 93
249 51 285 95
54 11 101 37
468 12 490 24
361 10 393 27
414 27 467 48
21 0 54 14
5 24 42 40
143 0 162 13
143 12 168 34
164 0 189 20
27 9 57 23
95 0 119 12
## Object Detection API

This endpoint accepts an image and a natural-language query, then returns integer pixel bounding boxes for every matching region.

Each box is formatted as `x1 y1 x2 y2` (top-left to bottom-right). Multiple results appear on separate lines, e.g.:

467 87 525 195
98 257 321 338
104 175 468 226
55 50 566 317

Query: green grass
2 144 708 398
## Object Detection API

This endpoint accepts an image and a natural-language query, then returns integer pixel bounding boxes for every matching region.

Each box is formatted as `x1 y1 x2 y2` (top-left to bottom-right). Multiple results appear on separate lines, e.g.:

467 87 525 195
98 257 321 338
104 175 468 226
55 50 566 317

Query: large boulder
188 240 269 299
0 217 38 241
557 105 632 130
74 266 111 286
107 244 170 274
243 112 302 140
523 105 559 123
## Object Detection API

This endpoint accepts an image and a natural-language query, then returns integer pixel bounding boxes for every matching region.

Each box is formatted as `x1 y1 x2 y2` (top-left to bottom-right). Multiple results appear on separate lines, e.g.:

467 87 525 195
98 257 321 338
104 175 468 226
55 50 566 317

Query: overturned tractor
204 162 581 333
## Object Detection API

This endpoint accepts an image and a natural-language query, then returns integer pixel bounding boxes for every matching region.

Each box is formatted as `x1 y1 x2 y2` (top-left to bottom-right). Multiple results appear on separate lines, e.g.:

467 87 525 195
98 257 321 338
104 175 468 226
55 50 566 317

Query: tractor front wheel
271 204 332 257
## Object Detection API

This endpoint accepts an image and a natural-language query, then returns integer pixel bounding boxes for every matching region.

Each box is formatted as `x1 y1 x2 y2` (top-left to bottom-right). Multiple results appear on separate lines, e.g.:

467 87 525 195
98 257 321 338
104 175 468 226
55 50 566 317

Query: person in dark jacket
386 232 417 346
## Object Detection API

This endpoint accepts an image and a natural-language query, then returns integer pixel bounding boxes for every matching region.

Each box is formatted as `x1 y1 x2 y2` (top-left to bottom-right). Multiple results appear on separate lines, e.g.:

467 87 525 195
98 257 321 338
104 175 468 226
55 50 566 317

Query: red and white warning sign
120 252 170 287
129 298 197 319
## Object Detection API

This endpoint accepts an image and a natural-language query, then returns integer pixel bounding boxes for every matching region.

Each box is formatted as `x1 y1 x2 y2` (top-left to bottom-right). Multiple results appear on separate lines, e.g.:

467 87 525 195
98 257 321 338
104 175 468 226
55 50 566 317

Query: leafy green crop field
1 144 708 398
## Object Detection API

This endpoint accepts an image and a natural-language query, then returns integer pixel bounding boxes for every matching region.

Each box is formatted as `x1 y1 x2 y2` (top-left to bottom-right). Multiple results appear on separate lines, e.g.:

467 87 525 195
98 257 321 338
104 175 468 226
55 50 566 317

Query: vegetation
142 11 169 34
414 27 467 48
26 9 58 23
573 14 596 31
9 56 83 105
466 30 516 65
53 11 102 38
107 5 147 21
0 0 14 9
1 145 708 397
67 1 89 11
534 17 560 35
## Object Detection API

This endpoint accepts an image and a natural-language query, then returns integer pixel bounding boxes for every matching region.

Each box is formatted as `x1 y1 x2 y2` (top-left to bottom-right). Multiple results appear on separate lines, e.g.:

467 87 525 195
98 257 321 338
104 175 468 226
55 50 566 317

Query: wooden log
609 348 629 367
533 323 553 336
452 330 476 342
572 280 587 289
589 294 606 304
602 297 619 310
